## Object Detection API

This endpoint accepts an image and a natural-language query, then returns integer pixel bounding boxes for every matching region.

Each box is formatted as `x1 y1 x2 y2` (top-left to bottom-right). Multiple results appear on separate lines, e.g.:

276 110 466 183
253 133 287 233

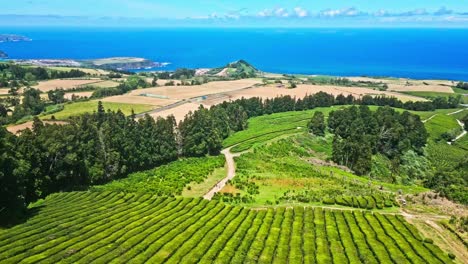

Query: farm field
0 192 453 264
32 79 106 92
348 77 455 92
147 83 428 123
224 84 425 103
41 100 154 120
128 79 261 100
400 91 468 104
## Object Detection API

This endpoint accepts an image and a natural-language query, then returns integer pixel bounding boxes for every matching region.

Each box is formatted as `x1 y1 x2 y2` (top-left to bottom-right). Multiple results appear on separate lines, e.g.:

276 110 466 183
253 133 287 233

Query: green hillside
207 60 259 78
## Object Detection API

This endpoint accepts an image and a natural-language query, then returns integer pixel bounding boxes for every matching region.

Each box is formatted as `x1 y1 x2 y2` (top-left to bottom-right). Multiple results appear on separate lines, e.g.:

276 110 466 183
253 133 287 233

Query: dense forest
0 91 465 222
328 106 427 175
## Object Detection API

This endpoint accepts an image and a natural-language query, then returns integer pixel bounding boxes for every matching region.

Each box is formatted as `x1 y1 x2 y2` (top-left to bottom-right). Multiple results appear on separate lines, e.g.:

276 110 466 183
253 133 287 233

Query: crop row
323 194 398 210
0 192 453 263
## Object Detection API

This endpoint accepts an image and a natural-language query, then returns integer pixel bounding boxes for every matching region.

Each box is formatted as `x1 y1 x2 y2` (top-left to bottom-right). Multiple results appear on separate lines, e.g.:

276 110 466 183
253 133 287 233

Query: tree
151 77 158 86
179 105 223 156
47 89 66 104
0 126 27 223
21 88 45 115
308 111 325 136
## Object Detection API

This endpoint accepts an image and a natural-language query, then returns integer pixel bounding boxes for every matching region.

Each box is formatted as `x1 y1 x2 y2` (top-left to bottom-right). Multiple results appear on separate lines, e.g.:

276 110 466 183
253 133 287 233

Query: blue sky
1 0 468 27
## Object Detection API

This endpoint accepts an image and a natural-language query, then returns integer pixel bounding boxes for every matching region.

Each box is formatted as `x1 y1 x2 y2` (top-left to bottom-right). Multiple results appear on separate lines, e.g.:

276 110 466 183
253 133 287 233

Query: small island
0 34 31 43
0 50 7 58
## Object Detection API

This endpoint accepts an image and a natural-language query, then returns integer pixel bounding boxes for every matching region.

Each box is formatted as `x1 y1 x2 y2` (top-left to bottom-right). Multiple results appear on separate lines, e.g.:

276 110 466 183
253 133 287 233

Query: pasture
0 192 452 263
41 101 153 120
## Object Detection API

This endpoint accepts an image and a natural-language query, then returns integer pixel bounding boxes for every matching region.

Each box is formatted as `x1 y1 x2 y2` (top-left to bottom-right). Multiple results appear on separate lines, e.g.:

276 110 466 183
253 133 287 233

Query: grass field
0 192 453 263
223 106 346 152
452 87 468 94
400 91 468 104
42 101 153 120
424 114 462 141
222 135 427 208
223 106 462 152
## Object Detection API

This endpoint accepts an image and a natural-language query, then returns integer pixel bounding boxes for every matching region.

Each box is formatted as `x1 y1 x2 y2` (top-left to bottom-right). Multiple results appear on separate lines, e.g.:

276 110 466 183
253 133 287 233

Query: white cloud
257 9 272 17
397 8 428 17
319 7 366 17
274 8 289 17
294 7 309 18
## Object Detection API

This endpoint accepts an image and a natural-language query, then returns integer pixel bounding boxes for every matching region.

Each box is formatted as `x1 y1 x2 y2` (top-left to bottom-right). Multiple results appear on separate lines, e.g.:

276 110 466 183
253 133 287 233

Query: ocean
1 27 468 81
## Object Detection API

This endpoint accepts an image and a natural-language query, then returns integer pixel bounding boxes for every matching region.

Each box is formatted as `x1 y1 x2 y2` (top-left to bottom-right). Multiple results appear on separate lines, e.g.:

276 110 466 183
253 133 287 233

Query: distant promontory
0 50 7 58
0 34 31 43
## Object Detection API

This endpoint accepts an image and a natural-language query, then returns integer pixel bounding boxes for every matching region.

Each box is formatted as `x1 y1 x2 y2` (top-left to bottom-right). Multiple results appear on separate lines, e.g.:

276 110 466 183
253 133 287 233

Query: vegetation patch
94 156 225 196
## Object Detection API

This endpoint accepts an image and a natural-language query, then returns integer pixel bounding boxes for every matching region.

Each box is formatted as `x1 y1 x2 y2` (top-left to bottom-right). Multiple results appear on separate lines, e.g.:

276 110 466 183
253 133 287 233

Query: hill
206 60 260 78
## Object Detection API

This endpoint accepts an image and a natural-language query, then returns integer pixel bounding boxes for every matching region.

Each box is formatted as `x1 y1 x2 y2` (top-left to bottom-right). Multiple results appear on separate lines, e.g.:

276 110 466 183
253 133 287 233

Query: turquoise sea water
0 27 467 81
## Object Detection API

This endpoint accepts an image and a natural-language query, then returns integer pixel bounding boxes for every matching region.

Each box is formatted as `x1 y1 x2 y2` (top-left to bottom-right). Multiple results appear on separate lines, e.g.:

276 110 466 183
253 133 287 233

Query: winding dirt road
203 147 243 200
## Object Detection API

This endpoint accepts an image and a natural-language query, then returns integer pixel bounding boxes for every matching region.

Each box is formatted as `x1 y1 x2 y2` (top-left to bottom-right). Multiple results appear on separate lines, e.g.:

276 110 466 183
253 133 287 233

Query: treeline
328 106 427 175
0 64 88 88
0 91 462 222
156 68 196 80
307 77 389 91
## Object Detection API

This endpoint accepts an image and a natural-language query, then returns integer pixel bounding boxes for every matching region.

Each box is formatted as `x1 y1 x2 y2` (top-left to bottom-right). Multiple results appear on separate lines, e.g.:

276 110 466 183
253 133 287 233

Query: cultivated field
150 83 427 122
102 95 178 106
0 192 452 264
41 101 154 120
348 77 456 93
134 79 261 100
33 79 108 92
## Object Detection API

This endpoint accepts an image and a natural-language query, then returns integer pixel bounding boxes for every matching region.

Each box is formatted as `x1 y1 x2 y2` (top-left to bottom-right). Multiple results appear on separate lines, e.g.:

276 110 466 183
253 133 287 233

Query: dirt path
422 114 437 123
203 147 245 200
454 119 467 141
447 109 467 116
448 119 467 145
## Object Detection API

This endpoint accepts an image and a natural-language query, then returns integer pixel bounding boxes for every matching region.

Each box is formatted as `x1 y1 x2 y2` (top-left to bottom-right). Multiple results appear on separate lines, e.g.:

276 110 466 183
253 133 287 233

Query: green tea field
0 192 453 264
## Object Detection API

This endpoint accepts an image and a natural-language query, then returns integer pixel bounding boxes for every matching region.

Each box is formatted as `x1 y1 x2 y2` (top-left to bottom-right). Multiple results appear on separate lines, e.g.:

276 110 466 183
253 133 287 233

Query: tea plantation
0 192 452 263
